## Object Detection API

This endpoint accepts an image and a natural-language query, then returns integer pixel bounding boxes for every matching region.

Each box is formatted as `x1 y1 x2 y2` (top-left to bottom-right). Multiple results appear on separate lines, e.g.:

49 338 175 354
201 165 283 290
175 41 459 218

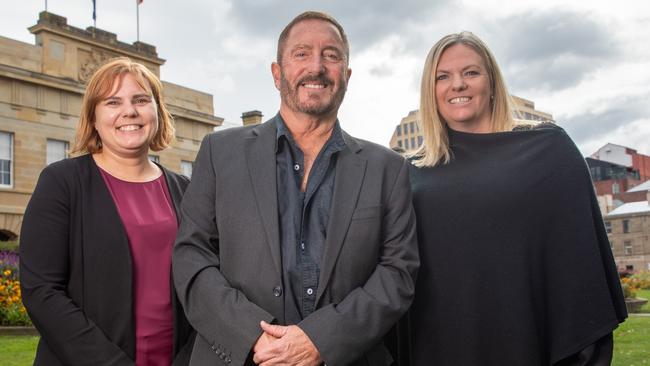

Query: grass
613 315 650 366
0 336 38 366
638 289 650 313
0 318 647 366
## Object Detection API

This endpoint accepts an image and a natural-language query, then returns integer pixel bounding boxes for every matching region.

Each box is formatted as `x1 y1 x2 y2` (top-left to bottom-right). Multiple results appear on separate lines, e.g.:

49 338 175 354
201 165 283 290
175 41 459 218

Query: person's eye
324 51 341 61
105 100 119 106
465 70 480 77
435 74 448 81
134 97 151 105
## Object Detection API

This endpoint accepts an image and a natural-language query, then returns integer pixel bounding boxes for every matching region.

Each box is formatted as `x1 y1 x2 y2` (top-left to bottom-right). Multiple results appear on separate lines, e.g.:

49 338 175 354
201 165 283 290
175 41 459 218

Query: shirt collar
274 113 347 154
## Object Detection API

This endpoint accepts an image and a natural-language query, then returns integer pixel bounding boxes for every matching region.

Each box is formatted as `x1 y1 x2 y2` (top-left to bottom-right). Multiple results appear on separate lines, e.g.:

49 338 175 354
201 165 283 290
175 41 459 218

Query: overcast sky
3 0 649 155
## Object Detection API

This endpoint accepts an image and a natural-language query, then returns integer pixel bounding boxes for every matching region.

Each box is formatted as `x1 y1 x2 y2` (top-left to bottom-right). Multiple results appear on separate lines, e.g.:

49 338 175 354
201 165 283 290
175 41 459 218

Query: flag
92 0 96 21
137 0 143 4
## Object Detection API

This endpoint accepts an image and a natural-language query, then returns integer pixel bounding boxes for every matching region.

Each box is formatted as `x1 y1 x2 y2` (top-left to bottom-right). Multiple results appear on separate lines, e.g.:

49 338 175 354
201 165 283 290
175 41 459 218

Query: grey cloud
226 0 443 51
559 95 649 145
369 64 394 77
491 9 619 92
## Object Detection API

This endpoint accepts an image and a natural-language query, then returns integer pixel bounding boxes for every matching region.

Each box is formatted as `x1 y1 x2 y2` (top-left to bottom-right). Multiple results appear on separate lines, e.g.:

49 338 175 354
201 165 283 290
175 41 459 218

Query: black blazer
20 154 194 366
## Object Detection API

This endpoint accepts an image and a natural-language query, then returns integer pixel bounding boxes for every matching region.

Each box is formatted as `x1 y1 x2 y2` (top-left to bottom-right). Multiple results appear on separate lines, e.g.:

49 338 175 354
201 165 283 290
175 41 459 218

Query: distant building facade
388 95 554 153
587 143 650 216
0 11 223 241
605 191 650 271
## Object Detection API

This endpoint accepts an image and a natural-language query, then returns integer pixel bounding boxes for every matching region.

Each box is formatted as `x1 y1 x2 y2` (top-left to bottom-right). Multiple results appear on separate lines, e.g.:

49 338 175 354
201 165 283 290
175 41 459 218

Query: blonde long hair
411 31 515 167
71 57 175 155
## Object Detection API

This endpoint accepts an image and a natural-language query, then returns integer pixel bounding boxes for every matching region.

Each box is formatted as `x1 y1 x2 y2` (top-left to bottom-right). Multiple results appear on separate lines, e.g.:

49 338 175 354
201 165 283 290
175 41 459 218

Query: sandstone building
0 12 223 241
605 191 650 271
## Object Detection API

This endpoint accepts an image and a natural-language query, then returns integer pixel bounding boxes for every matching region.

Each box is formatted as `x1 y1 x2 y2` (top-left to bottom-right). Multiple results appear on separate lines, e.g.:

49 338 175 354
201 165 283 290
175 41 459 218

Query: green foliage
629 271 650 290
0 241 19 253
0 303 31 326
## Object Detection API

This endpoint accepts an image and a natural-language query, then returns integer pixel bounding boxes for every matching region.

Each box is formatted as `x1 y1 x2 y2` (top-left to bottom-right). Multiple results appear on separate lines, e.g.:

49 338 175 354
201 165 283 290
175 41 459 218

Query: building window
46 139 69 165
418 136 423 147
397 140 403 148
624 240 632 255
410 122 415 134
411 137 416 148
148 155 160 163
604 221 612 234
404 139 409 150
0 132 13 187
396 125 401 136
612 182 620 194
181 160 193 179
623 219 630 233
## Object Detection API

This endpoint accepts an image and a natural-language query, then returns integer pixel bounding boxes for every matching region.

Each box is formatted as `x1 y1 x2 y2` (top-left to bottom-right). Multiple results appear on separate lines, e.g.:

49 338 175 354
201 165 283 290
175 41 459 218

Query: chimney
241 110 263 126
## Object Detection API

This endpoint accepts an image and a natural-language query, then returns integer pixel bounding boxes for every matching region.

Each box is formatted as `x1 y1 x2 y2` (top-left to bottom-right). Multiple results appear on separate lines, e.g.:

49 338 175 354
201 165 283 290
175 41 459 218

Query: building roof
627 180 650 193
607 201 650 217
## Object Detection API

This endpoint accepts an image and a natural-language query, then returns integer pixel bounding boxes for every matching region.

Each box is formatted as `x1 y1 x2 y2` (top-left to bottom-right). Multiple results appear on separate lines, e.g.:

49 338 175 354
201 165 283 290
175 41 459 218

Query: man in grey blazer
173 11 418 366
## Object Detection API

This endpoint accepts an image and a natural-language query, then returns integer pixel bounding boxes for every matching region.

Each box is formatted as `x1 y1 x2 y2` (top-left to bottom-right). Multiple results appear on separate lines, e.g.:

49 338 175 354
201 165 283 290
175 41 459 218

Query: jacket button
273 286 282 297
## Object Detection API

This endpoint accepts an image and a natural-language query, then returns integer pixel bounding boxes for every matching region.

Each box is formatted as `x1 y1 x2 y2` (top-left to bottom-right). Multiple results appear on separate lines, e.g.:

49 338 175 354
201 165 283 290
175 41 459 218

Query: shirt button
306 288 314 295
273 286 283 297
300 242 305 250
294 164 300 171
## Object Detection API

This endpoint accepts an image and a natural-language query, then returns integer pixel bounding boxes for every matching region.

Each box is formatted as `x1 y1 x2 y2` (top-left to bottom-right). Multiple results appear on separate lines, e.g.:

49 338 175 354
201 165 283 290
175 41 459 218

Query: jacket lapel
80 155 135 357
316 133 366 305
244 120 282 277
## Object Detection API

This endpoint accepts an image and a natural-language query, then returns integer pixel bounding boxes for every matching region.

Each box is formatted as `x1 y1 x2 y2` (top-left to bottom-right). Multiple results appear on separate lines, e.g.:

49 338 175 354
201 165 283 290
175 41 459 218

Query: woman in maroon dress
20 57 194 365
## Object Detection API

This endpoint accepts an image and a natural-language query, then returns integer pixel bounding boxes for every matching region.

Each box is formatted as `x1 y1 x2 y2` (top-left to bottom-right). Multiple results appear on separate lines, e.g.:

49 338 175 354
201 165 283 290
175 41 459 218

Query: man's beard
279 71 347 116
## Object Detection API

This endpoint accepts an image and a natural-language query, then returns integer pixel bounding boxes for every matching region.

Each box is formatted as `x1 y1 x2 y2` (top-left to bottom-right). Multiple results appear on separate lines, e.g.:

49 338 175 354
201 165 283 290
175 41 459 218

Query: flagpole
45 0 47 11
136 1 140 42
92 0 97 28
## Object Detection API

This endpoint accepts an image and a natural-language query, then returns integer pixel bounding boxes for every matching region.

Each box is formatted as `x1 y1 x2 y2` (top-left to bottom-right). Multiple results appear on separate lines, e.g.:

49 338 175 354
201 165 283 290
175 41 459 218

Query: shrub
629 271 650 290
0 251 32 326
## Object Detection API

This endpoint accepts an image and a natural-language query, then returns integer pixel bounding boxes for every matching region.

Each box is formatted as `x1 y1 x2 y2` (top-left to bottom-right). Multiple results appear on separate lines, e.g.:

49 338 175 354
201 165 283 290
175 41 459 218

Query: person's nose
122 102 138 118
451 74 467 91
306 55 326 74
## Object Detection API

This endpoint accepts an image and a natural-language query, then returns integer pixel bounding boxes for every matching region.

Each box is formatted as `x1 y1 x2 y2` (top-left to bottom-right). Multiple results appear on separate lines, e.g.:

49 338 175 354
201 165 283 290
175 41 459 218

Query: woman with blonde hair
20 57 194 365
406 32 627 365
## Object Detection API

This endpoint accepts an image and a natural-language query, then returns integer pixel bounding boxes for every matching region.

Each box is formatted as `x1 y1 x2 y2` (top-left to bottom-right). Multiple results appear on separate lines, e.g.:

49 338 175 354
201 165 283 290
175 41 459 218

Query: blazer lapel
316 133 366 305
244 120 282 277
80 155 135 357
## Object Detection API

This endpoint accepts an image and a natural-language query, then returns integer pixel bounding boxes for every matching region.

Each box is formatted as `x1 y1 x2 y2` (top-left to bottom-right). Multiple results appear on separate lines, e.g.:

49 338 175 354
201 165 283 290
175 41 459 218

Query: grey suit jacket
172 117 419 366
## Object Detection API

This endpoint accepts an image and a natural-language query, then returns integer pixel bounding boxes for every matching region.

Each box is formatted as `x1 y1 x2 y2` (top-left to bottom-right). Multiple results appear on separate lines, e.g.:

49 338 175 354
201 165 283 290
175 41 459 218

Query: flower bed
620 270 650 314
0 250 31 326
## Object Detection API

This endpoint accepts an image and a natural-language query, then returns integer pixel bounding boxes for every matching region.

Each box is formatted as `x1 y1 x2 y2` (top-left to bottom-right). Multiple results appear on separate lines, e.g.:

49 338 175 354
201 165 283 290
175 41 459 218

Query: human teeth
118 125 142 131
304 84 325 89
450 97 470 104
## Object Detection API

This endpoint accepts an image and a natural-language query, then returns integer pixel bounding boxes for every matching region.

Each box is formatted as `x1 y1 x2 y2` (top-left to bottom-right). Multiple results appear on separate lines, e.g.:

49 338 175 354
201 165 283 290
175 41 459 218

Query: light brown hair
411 31 515 167
277 11 350 65
71 57 174 155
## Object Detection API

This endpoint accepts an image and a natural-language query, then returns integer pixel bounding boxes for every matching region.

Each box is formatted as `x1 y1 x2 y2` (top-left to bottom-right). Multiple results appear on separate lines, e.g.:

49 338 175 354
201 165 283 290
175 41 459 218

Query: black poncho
406 125 627 365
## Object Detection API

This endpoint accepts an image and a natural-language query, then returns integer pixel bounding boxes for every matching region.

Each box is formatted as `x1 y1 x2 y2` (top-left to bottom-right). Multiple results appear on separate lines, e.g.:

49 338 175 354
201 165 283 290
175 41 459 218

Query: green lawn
0 336 38 366
613 315 650 366
638 289 650 313
0 317 648 366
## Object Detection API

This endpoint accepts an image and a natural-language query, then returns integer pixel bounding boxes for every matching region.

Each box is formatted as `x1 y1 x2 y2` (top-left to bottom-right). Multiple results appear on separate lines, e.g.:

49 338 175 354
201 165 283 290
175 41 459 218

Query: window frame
0 131 14 189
